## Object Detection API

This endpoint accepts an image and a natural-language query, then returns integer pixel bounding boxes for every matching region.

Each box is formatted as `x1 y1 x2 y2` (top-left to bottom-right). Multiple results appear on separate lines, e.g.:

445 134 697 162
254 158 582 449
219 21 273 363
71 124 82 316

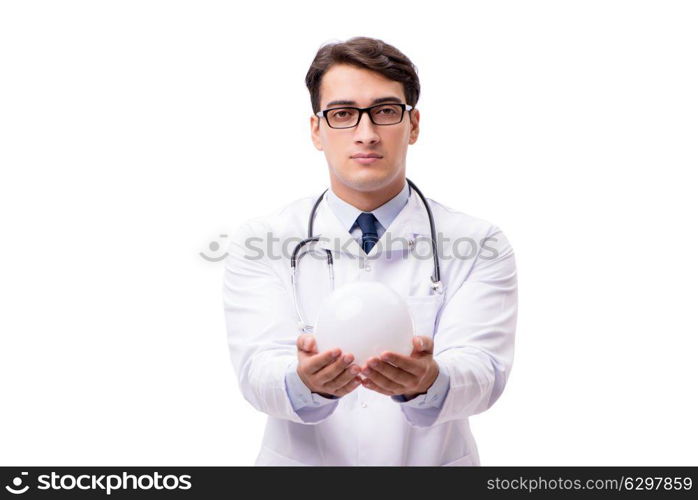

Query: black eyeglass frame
315 103 414 129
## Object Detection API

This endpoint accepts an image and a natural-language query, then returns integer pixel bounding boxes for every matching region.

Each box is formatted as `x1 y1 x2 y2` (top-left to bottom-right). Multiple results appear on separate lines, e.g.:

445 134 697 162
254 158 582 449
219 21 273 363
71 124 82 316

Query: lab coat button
361 402 368 408
364 265 371 272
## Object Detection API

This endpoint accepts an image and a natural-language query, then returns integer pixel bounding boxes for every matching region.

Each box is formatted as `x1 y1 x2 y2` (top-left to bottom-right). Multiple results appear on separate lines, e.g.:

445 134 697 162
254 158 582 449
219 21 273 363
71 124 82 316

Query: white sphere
313 281 414 367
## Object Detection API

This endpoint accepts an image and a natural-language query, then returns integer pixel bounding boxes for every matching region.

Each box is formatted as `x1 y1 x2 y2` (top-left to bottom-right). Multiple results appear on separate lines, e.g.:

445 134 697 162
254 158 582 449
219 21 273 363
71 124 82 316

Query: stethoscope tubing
290 178 441 333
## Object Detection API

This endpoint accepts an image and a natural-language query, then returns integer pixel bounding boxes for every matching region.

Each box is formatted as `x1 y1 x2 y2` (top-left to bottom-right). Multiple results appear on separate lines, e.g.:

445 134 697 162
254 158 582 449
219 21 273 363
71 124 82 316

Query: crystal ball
313 281 414 367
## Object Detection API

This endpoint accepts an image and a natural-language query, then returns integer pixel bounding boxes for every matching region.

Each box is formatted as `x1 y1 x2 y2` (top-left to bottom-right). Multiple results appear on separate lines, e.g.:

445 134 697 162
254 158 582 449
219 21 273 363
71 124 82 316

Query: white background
1 0 696 466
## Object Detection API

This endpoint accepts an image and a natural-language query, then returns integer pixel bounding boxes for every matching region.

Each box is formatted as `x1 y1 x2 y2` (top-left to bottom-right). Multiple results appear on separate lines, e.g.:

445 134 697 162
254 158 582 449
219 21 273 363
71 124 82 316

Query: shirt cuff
391 361 450 409
285 362 339 411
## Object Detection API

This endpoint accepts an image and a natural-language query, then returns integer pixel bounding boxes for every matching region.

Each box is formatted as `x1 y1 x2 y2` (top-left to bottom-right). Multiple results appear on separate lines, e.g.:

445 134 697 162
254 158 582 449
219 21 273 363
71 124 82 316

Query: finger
411 336 433 355
362 366 406 394
304 348 341 374
335 376 363 397
362 377 393 396
324 363 362 391
367 358 418 387
377 352 423 377
315 353 354 384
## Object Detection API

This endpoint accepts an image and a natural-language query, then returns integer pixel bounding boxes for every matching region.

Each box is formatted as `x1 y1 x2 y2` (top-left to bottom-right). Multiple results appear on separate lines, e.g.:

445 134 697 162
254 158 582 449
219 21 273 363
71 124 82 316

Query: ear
310 114 323 151
408 108 420 145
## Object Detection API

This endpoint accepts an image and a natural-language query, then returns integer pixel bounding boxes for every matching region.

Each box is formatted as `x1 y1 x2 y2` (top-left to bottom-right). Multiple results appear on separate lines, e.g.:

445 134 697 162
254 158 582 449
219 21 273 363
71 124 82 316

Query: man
223 37 518 466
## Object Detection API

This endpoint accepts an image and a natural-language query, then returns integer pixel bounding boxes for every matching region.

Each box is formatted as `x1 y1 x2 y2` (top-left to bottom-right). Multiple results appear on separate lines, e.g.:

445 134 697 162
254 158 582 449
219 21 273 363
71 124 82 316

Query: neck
330 176 406 212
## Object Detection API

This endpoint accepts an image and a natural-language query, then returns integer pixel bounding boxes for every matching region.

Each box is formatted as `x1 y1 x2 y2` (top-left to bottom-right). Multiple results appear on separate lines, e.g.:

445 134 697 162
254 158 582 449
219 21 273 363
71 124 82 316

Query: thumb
297 334 317 353
412 336 433 354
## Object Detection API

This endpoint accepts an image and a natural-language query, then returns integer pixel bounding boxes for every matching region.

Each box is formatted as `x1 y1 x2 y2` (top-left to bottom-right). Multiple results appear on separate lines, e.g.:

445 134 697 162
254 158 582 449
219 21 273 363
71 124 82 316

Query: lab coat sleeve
223 221 336 424
419 224 518 428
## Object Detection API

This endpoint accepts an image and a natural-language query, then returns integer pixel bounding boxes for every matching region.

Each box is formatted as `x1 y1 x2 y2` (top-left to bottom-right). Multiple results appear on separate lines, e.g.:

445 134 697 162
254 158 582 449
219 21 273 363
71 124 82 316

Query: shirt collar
326 180 411 233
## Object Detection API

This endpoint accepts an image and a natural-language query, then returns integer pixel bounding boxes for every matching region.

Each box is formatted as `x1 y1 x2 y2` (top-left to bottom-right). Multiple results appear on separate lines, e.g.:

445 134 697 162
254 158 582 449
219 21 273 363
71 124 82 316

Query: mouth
350 153 383 165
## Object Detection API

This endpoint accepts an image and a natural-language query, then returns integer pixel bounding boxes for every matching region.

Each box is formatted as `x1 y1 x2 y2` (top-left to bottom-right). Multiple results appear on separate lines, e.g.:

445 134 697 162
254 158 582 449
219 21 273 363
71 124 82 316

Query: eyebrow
324 96 403 108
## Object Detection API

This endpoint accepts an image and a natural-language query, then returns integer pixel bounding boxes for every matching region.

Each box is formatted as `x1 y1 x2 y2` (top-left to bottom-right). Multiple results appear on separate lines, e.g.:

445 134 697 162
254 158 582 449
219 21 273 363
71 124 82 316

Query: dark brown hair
305 36 420 114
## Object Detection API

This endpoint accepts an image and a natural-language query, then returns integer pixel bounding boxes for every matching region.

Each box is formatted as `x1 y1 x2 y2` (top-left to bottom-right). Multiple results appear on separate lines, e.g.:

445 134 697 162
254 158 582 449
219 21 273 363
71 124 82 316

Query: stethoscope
290 178 443 334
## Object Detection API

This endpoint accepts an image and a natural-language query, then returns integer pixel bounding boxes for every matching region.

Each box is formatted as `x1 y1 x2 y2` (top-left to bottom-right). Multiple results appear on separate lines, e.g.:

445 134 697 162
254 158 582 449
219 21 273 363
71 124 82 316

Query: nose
353 110 380 145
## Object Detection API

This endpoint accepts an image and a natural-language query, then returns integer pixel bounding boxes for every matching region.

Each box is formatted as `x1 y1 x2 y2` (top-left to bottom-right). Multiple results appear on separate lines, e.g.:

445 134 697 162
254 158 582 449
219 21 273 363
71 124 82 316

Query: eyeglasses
316 103 413 129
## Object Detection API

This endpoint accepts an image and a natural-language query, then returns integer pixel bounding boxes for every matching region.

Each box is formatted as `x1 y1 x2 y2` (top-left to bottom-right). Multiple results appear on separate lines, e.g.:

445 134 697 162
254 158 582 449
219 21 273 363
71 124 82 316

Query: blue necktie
356 212 379 254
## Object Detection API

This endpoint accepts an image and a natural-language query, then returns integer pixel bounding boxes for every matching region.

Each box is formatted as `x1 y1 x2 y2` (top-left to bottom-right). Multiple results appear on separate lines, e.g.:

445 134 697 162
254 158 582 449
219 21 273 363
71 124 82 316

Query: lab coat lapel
313 194 363 257
382 186 433 247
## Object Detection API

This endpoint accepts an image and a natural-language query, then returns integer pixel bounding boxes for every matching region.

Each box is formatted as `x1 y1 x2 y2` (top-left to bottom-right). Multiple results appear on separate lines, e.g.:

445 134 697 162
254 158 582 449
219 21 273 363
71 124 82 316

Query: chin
337 165 396 191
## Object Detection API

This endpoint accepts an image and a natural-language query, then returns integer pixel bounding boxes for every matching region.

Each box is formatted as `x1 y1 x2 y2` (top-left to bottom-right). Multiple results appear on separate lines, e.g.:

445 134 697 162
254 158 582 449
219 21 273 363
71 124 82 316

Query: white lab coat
222 187 518 466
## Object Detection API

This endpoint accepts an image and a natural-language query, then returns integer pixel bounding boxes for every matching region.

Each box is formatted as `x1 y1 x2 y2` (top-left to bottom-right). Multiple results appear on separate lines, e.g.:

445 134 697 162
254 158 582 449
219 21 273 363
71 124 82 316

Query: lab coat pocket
404 294 445 339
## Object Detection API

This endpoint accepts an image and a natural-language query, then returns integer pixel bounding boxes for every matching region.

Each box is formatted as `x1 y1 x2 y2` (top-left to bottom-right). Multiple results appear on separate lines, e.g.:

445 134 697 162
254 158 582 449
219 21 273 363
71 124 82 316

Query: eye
329 108 357 120
375 105 399 115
